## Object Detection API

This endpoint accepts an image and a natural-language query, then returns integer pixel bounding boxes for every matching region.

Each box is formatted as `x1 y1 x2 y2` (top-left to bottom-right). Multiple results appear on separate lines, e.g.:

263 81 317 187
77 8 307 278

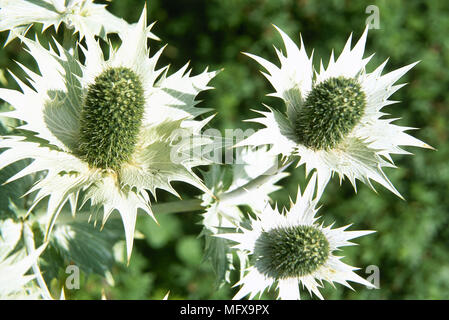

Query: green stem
218 160 292 202
150 199 204 214
62 26 74 51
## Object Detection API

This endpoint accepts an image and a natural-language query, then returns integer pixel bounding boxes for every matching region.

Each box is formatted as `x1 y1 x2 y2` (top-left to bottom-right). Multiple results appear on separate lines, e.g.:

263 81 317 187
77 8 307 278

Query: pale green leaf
50 211 123 276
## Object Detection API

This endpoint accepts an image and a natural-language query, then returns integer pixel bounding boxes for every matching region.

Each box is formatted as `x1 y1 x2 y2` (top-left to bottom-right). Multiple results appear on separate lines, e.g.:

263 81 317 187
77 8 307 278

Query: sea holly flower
240 25 432 197
201 147 288 283
0 9 218 260
217 175 375 300
0 0 158 44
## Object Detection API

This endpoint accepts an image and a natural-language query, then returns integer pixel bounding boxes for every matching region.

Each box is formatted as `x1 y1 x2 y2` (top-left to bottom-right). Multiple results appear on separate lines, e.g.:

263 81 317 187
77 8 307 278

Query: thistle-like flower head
0 8 218 260
0 0 158 44
217 175 375 300
240 25 432 197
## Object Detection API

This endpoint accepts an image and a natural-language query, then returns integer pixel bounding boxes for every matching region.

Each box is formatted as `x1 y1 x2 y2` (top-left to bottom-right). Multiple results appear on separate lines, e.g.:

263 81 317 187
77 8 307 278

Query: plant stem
57 160 289 223
218 160 292 202
62 26 74 51
150 199 205 214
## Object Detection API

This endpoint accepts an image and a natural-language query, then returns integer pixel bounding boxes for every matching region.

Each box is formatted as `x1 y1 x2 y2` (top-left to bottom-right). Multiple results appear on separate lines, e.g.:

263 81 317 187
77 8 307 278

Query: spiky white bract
0 219 47 299
201 147 288 284
240 25 432 198
0 0 159 45
202 146 288 232
218 175 375 300
0 8 218 261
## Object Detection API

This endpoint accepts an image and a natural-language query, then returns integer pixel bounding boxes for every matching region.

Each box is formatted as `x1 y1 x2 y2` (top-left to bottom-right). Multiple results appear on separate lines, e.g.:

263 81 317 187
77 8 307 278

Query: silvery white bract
202 146 289 232
0 8 218 261
201 147 288 284
217 175 375 300
240 25 432 198
0 220 47 299
0 0 159 44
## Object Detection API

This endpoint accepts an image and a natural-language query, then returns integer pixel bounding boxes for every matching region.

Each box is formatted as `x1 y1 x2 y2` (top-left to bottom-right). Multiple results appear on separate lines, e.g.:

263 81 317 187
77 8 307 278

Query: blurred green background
0 0 448 299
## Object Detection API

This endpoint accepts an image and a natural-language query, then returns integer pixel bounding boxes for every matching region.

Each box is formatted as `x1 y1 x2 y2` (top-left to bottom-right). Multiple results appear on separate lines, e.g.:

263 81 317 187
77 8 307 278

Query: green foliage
0 0 447 300
176 236 203 267
49 217 123 276
138 213 182 249
201 228 233 286
0 114 33 219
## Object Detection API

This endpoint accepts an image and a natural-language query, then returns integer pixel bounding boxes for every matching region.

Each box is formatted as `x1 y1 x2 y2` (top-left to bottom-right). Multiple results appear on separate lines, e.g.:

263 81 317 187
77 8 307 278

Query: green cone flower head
0 8 218 260
78 66 145 170
218 175 375 300
254 225 330 279
239 25 432 198
296 76 366 150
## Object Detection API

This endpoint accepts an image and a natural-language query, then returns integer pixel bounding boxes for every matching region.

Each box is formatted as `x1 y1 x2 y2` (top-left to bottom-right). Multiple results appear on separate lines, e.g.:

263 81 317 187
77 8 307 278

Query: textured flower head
0 8 217 260
240 25 432 197
0 0 158 44
218 175 375 300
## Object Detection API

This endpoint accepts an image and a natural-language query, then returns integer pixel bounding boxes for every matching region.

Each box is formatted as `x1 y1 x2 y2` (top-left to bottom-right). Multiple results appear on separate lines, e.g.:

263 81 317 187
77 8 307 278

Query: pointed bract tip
362 23 370 35
411 60 421 70
397 192 405 201
299 33 304 46
241 51 255 59
138 4 147 27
